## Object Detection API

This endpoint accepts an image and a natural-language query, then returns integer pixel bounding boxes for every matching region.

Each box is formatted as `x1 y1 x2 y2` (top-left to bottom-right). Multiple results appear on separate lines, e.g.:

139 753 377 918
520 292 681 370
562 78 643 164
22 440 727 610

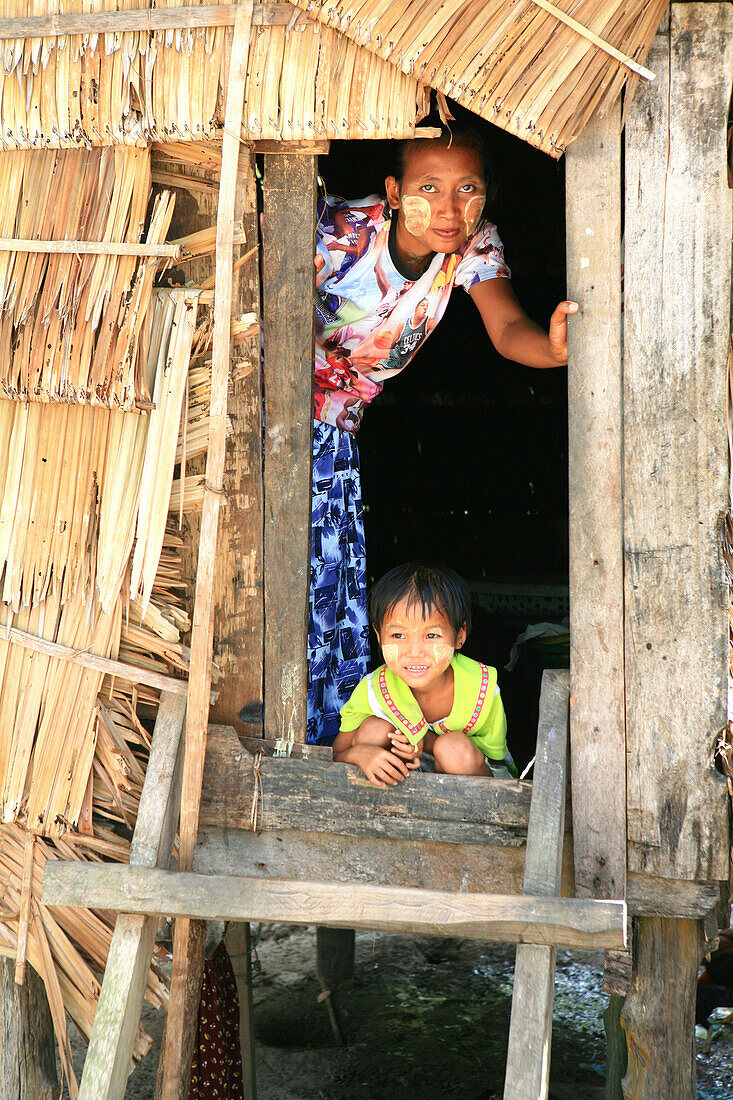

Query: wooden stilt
603 995 627 1100
621 917 703 1100
0 958 58 1100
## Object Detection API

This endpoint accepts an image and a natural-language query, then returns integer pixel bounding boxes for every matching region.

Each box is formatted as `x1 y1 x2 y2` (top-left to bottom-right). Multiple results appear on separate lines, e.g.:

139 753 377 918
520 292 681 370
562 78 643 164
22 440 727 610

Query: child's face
375 597 466 694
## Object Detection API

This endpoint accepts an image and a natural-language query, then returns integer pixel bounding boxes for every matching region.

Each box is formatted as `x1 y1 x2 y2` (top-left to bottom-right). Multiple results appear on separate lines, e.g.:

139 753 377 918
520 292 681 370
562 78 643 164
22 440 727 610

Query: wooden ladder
42 668 625 1099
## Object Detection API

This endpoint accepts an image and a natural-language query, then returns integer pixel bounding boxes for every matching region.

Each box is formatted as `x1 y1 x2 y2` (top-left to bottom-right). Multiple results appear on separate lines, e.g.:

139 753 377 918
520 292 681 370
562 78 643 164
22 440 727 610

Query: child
332 563 514 788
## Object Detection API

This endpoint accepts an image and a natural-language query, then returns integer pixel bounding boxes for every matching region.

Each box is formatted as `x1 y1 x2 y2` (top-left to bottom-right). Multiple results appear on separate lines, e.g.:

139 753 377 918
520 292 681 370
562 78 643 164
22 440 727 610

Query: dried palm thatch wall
0 132 211 1086
290 0 668 156
0 0 429 146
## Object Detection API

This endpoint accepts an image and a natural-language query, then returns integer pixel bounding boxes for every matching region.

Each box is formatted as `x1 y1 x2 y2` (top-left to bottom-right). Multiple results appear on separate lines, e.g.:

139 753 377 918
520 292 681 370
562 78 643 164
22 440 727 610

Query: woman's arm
469 278 577 368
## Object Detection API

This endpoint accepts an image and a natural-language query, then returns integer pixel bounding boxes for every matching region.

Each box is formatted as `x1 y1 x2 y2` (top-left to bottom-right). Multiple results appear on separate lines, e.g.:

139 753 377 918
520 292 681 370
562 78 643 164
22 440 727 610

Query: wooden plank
41 864 627 950
166 7 253 1097
504 669 568 1100
621 916 703 1099
253 140 330 154
223 923 257 1097
193 827 721 917
6 627 187 697
565 107 626 902
76 692 186 1100
200 724 546 843
0 240 180 259
262 154 316 743
208 146 263 732
623 4 733 880
0 3 303 38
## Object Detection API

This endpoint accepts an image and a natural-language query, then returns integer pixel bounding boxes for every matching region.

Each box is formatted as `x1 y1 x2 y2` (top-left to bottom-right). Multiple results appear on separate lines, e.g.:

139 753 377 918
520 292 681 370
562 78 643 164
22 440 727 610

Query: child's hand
352 744 411 788
548 300 579 364
388 727 422 769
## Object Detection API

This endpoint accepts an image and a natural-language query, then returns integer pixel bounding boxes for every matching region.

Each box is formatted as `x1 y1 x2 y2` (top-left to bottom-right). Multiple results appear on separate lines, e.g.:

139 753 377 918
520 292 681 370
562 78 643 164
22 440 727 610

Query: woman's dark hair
368 562 472 639
391 121 498 221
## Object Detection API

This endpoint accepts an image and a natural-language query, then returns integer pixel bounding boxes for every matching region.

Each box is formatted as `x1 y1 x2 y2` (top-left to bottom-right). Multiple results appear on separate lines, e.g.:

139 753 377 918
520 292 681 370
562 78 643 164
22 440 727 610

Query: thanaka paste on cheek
381 643 400 665
401 195 431 235
464 193 485 236
432 643 454 665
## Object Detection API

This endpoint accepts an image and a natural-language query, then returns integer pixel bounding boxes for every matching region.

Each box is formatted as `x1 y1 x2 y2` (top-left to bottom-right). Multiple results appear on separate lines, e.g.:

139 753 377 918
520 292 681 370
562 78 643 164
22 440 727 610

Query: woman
307 127 576 745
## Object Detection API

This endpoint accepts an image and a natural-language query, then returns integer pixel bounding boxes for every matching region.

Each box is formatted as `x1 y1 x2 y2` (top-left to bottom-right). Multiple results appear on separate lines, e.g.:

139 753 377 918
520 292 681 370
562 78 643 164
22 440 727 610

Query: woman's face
385 143 486 267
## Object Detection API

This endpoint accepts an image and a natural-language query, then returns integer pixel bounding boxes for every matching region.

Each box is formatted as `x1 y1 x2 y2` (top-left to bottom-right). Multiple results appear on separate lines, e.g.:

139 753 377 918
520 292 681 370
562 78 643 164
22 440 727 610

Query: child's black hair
368 562 472 640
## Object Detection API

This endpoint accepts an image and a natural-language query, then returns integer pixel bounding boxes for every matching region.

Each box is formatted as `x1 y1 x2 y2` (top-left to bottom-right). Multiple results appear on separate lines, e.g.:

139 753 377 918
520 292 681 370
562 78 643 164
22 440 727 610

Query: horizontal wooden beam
0 3 304 39
6 626 188 697
42 864 626 950
201 725 556 844
0 240 181 259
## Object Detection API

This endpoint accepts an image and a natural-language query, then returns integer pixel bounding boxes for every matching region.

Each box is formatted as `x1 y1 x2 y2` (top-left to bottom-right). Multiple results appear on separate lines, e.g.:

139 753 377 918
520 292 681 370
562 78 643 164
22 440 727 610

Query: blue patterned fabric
307 420 370 744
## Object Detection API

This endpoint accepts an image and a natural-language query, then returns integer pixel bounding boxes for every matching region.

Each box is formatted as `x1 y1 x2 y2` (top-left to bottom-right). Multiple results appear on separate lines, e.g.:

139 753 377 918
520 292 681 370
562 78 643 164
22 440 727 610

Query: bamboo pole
161 4 253 1097
0 239 182 259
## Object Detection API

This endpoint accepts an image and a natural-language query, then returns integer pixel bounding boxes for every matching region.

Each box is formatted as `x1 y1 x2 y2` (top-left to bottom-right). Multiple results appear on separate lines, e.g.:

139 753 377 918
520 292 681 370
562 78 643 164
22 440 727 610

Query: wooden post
262 153 316 744
0 958 58 1100
504 669 569 1100
623 4 732 882
565 108 625 904
621 917 703 1099
77 691 186 1100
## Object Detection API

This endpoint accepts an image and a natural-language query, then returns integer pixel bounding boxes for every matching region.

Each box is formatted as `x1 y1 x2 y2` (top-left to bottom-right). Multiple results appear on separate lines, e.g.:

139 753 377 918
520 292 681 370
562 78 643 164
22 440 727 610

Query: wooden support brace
5 626 188 696
14 834 35 986
74 691 186 1100
504 669 569 1100
42 863 626 950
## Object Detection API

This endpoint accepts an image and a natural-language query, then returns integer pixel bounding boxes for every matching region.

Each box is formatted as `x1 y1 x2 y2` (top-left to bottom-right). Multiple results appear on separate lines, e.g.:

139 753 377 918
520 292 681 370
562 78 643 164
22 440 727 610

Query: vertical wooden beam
79 692 186 1100
504 669 569 1100
262 154 316 744
566 108 626 902
623 4 732 882
621 916 703 1099
0 958 58 1100
210 145 263 734
224 921 257 1097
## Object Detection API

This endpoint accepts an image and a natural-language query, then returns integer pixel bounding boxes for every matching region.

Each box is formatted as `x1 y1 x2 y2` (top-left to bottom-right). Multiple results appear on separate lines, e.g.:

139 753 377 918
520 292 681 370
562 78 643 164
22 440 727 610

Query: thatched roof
2 0 667 154
289 0 669 156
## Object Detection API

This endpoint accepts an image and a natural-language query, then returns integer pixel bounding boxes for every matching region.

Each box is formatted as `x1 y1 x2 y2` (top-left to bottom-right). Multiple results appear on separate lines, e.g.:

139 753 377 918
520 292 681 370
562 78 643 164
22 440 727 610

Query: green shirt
339 653 508 761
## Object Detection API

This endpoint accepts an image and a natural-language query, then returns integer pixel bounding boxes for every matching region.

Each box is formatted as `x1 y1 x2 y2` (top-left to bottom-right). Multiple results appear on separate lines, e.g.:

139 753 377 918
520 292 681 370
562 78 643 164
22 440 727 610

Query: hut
0 1 731 1098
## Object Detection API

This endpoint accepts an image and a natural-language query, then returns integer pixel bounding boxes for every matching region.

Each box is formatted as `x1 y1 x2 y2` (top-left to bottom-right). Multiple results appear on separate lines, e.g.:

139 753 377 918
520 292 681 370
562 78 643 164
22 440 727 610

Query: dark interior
319 110 569 771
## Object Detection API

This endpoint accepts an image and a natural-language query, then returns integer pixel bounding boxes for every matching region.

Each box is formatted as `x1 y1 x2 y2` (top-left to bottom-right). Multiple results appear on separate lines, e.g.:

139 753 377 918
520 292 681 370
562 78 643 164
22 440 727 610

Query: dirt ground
62 924 733 1100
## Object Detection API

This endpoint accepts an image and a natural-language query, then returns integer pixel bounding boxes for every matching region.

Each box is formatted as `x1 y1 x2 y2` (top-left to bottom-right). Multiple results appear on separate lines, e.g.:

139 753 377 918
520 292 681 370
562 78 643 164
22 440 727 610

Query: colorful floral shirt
315 196 510 432
339 653 508 761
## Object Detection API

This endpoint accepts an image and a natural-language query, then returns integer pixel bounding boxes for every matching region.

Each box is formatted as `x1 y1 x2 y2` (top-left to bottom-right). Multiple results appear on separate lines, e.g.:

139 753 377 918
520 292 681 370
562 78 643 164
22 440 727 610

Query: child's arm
333 718 412 788
469 278 577 368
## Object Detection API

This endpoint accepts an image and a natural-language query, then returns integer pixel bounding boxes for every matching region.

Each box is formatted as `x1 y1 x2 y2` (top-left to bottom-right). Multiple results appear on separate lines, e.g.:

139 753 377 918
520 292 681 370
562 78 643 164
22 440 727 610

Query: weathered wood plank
0 960 58 1099
208 146 263 732
566 108 626 902
200 724 545 843
0 3 303 37
192 829 722 918
621 916 704 1099
41 865 627 950
77 692 186 1100
623 5 732 880
504 669 568 1100
262 154 316 744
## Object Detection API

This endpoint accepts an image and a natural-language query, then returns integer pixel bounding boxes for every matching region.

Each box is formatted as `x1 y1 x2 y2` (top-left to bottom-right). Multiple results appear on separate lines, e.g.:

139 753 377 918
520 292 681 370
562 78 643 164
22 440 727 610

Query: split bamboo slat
1 0 428 148
290 0 669 157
